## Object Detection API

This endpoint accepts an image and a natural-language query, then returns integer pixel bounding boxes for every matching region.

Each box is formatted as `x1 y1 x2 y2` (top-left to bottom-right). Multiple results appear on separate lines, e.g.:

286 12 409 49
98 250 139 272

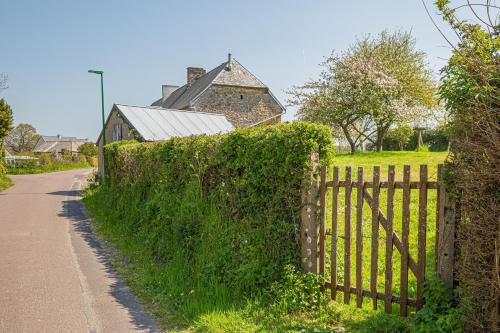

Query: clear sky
1 0 456 141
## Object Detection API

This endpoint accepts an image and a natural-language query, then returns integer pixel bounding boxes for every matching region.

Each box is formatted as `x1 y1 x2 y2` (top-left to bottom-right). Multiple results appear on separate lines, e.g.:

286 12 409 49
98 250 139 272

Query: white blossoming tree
288 30 437 152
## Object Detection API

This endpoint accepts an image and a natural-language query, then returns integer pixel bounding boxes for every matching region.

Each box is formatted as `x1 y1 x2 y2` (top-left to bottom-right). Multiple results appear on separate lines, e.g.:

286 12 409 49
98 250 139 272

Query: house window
113 123 122 141
240 94 243 100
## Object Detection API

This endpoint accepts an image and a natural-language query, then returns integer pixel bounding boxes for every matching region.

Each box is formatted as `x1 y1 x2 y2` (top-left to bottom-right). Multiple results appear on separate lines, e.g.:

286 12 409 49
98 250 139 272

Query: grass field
85 151 454 332
6 161 92 175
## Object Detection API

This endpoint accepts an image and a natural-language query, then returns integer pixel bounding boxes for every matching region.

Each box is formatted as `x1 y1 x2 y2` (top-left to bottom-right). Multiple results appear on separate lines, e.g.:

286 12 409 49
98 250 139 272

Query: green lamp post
88 69 106 180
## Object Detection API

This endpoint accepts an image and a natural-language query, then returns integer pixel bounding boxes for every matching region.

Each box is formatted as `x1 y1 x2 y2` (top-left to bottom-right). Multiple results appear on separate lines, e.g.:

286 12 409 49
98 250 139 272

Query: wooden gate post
301 152 320 273
436 164 456 288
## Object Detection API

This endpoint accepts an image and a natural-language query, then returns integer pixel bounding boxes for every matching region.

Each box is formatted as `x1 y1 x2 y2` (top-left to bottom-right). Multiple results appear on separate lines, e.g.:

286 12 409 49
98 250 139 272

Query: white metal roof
115 104 234 141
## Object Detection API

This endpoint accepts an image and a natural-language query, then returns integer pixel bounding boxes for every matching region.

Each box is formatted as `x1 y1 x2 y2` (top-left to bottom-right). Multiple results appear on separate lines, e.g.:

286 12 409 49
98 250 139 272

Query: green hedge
102 122 333 297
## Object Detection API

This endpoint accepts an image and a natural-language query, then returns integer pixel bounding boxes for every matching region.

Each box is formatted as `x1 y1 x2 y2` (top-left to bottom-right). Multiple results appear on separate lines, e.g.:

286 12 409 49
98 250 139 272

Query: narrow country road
0 169 162 333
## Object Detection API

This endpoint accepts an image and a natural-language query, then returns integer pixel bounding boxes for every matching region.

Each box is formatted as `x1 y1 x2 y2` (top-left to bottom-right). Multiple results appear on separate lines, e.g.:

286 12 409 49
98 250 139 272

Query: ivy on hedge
102 122 333 295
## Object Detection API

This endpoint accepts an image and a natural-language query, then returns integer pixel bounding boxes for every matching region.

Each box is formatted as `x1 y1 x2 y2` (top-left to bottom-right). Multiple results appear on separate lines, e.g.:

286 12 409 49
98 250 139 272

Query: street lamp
88 69 106 180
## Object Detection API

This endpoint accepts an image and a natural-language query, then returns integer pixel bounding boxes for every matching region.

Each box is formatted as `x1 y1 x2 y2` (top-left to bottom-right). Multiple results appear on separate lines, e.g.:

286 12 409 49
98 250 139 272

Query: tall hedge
437 2 499 330
102 122 333 295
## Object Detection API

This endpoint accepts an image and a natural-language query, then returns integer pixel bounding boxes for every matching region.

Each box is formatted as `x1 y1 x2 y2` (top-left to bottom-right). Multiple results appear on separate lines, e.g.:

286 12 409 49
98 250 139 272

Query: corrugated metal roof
115 104 234 141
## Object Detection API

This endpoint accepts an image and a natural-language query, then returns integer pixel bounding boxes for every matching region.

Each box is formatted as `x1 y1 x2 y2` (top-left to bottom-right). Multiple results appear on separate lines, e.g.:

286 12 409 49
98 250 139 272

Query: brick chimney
187 67 206 86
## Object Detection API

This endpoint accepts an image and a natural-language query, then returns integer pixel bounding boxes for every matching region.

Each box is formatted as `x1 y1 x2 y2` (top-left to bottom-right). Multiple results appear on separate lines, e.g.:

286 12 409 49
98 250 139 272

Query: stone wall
194 85 282 128
97 109 136 174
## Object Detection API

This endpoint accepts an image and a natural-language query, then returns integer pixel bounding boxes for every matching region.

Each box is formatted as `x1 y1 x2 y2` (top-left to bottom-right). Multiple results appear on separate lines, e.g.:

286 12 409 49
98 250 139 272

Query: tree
359 31 438 150
0 99 13 141
383 125 414 150
78 142 98 157
288 30 437 152
5 123 39 153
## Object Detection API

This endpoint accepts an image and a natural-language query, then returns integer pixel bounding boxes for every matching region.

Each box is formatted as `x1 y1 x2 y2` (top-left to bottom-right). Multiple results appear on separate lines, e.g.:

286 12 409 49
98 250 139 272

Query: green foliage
86 122 333 326
39 154 52 166
5 123 39 153
436 2 499 330
415 145 429 152
0 174 12 192
0 99 13 140
78 142 98 157
6 159 90 174
410 277 463 333
406 126 450 152
267 265 322 315
382 125 414 150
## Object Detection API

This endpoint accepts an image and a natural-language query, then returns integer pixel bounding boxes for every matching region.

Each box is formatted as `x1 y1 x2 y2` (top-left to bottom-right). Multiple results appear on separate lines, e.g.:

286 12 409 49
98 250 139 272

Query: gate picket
319 165 327 278
370 166 380 309
331 167 339 301
416 165 428 309
385 165 395 313
344 167 352 304
355 167 364 308
400 165 411 316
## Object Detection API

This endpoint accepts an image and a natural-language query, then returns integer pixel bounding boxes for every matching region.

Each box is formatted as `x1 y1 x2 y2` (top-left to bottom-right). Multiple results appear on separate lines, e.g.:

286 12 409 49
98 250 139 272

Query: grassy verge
6 162 92 175
0 174 13 192
83 151 461 332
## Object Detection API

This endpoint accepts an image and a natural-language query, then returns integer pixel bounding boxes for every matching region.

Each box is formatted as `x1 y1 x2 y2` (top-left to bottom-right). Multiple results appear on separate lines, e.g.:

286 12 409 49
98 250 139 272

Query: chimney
227 53 232 70
187 67 206 86
162 85 179 101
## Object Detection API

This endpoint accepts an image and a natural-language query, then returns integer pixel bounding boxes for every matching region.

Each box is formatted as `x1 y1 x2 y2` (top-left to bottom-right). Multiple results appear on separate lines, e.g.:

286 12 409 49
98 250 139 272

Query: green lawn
6 161 92 175
324 151 449 314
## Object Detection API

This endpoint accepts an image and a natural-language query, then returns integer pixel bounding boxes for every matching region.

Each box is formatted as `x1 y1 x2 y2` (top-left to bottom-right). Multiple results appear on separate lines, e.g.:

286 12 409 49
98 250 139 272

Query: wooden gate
300 162 457 317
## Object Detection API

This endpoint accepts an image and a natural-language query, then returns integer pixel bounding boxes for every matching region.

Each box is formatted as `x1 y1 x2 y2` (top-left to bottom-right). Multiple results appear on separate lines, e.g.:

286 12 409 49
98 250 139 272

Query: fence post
301 152 320 274
436 164 456 288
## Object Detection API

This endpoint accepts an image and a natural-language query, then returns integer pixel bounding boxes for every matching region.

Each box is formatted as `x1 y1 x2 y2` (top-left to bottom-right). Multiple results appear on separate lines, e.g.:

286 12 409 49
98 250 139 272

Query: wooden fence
300 162 457 317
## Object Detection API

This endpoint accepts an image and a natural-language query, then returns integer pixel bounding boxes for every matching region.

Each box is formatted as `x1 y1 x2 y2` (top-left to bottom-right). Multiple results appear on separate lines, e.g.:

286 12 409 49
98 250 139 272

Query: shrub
415 145 429 152
383 125 414 151
38 154 52 166
100 122 333 300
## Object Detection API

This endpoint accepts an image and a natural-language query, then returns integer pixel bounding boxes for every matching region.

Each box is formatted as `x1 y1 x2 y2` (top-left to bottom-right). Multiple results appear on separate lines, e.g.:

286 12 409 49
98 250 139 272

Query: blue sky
1 0 456 140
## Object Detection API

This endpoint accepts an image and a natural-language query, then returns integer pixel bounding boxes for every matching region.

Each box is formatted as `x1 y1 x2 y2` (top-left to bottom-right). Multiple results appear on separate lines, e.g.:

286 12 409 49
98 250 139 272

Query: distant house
96 104 234 173
33 135 87 155
151 54 285 128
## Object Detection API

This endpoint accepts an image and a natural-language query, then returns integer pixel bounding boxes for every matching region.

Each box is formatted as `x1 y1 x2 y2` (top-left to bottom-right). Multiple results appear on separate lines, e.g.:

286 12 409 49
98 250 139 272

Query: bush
382 125 413 151
92 122 333 319
415 145 429 152
39 154 52 166
406 127 449 152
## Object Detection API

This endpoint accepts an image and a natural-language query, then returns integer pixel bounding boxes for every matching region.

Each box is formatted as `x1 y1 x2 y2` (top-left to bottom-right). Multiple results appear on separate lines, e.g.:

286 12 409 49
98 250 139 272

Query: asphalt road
0 169 162 333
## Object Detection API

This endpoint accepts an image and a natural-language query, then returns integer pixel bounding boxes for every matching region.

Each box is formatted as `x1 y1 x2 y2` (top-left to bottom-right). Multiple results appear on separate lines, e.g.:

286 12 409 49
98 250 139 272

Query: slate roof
100 104 234 142
39 135 87 142
151 57 270 110
33 135 87 153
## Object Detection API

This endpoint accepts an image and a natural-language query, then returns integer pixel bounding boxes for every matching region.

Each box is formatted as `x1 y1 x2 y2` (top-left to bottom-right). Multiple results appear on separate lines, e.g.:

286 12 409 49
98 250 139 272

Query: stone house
96 54 284 174
151 54 285 128
33 135 88 155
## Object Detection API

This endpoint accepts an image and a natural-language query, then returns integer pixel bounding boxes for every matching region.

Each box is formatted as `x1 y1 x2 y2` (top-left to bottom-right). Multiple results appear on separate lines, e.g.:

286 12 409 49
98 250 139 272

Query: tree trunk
341 125 356 154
